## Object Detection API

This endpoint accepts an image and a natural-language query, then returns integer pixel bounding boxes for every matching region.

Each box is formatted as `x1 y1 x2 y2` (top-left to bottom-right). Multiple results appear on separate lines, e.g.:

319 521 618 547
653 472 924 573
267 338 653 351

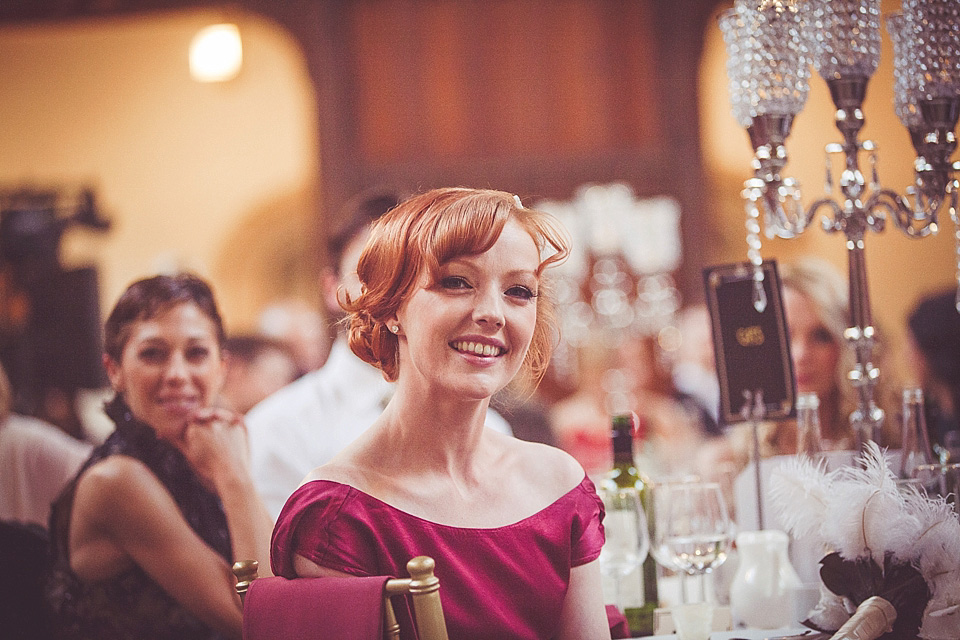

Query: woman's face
105 301 224 442
784 286 841 400
393 218 540 400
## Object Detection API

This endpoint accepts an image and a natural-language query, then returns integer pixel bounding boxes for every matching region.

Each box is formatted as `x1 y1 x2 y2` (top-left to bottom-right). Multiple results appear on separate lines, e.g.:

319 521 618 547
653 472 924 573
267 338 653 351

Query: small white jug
729 529 802 629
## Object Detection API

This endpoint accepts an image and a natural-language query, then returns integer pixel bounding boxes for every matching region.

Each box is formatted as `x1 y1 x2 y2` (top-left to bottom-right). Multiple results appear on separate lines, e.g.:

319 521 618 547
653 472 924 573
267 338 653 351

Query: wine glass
648 476 699 603
652 481 733 603
598 486 650 612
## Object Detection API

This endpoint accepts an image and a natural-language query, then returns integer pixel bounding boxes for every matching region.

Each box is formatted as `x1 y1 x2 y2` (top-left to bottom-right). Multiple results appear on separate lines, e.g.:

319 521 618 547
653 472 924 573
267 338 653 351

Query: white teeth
452 341 503 357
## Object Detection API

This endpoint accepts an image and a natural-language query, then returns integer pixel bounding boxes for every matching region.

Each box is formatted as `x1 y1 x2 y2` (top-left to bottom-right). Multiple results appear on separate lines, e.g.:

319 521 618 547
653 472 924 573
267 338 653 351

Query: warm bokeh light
189 23 242 82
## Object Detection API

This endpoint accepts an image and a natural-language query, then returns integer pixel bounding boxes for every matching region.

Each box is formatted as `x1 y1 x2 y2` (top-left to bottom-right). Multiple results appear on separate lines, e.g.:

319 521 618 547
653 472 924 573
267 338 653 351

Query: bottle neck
900 388 933 477
613 449 634 467
797 406 819 426
796 402 822 456
610 412 645 488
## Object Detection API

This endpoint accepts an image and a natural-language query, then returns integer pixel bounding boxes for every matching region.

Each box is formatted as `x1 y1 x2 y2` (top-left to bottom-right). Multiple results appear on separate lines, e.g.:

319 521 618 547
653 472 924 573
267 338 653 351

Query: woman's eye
138 347 165 363
811 327 834 345
440 276 471 290
187 346 212 362
506 285 536 301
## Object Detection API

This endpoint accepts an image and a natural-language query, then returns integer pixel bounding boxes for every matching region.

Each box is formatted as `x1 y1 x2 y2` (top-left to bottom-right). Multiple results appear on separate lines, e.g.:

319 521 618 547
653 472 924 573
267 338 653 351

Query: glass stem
614 575 623 612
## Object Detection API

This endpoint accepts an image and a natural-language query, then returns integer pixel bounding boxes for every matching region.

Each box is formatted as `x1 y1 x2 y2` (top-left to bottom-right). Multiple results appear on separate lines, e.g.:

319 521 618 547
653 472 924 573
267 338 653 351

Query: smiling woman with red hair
270 187 612 640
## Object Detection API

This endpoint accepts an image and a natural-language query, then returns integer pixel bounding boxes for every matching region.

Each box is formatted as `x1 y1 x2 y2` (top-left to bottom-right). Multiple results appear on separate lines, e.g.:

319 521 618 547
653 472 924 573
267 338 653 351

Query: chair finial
233 559 260 598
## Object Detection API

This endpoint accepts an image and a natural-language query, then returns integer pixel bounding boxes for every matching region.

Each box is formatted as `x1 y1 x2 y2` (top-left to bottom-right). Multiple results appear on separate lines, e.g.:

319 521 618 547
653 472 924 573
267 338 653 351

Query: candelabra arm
808 197 843 233
876 98 960 237
870 187 944 238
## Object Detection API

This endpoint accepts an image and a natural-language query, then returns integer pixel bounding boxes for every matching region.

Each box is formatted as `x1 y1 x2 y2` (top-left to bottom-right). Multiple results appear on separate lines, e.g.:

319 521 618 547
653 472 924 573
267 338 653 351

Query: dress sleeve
270 480 352 577
570 477 606 567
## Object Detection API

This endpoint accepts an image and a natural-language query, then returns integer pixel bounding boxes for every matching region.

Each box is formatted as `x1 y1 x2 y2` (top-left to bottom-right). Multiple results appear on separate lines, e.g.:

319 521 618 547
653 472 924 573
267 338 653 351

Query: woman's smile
155 393 202 414
450 339 507 358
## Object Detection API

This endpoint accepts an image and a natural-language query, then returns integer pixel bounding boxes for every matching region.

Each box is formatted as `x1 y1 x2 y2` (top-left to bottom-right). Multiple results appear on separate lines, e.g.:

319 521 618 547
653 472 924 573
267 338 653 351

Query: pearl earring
390 324 399 334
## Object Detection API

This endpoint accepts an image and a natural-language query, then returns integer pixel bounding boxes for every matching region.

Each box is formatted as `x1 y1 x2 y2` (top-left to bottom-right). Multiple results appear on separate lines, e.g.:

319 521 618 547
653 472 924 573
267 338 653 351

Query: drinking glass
648 476 698 604
652 481 733 603
598 486 650 612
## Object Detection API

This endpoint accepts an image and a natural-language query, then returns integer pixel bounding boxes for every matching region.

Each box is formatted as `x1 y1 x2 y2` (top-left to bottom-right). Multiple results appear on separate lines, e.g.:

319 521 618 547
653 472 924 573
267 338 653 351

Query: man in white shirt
246 190 512 519
0 408 92 528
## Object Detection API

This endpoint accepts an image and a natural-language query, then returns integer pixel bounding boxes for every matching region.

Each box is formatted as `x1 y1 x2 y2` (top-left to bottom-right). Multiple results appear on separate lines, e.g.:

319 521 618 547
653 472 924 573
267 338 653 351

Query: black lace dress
47 398 233 640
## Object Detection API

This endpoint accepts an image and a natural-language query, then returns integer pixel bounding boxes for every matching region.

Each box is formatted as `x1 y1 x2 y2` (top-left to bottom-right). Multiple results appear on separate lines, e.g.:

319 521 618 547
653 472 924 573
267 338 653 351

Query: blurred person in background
217 335 298 415
906 289 960 461
671 303 722 437
0 362 92 529
47 274 273 640
244 190 404 519
780 258 856 452
256 298 328 378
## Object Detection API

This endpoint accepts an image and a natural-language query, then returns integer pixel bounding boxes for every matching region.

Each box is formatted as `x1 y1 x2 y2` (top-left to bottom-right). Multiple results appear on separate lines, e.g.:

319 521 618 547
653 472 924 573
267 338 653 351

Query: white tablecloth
636 628 809 640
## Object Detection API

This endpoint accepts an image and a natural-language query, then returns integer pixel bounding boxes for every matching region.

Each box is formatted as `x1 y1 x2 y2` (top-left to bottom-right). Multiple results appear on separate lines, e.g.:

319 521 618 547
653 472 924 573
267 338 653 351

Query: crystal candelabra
719 0 960 451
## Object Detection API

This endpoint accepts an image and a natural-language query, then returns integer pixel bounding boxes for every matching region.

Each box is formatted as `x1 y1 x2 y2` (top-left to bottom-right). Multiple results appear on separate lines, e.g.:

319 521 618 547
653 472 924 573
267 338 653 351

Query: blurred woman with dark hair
906 289 960 460
47 273 273 640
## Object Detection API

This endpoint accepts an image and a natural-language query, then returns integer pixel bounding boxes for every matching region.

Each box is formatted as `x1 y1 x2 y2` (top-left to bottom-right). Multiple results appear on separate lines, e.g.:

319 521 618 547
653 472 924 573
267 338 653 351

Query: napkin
242 575 391 640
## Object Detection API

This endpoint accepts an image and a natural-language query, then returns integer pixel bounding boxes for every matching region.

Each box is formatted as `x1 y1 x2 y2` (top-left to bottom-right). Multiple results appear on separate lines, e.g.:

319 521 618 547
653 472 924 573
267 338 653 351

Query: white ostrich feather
769 455 832 542
921 581 960 640
816 442 920 560
926 569 960 614
904 490 960 573
832 441 897 490
820 476 918 560
921 612 960 640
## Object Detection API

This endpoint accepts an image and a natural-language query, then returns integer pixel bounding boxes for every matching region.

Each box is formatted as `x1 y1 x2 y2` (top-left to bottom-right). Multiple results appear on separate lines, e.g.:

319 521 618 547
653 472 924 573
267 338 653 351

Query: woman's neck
377 385 492 471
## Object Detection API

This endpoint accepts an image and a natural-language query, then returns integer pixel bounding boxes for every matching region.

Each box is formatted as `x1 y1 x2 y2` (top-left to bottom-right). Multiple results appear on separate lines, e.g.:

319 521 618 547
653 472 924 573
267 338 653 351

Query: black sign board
704 261 795 424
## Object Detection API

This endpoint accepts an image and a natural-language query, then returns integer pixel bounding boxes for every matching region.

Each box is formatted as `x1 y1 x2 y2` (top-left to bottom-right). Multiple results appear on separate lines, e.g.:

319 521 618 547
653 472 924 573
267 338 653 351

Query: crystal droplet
753 274 768 313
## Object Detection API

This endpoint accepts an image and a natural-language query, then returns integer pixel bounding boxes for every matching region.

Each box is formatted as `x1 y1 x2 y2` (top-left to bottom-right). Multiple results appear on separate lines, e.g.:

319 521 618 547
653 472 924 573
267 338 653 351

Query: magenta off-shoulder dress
271 475 605 640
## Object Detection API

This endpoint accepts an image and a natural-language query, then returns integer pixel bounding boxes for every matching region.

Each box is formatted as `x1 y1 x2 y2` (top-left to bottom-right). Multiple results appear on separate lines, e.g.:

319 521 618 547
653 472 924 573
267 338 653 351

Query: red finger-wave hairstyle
341 187 570 390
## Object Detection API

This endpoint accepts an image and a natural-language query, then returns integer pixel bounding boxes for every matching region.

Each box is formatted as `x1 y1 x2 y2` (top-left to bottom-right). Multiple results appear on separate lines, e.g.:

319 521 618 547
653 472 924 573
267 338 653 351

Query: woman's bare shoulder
502 437 587 492
73 455 181 530
300 459 365 487
77 455 157 499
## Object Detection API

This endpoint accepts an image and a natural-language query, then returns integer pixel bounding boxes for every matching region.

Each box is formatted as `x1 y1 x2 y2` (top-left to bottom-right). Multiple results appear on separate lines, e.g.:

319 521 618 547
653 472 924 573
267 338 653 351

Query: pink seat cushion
243 575 391 640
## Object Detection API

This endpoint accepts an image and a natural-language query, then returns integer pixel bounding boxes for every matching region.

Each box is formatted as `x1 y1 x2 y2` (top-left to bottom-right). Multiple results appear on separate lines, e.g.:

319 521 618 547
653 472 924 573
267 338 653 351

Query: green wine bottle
602 411 658 637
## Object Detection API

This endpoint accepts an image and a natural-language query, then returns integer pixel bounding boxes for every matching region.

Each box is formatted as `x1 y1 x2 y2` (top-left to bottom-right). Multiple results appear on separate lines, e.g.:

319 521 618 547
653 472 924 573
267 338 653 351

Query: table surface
633 627 811 640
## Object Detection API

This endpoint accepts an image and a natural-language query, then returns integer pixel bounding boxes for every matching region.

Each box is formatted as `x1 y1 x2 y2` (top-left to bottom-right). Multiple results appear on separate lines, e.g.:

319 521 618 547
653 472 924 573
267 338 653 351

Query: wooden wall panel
346 0 664 165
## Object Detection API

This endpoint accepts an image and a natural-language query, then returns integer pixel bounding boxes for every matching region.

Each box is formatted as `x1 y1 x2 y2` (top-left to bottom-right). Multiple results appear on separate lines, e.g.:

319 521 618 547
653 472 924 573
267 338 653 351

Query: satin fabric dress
272 475 605 640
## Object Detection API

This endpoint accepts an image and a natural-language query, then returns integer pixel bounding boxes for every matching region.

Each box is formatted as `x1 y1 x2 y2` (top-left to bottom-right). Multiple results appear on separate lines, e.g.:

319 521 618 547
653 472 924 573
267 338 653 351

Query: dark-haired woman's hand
181 408 252 494
180 407 276 577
